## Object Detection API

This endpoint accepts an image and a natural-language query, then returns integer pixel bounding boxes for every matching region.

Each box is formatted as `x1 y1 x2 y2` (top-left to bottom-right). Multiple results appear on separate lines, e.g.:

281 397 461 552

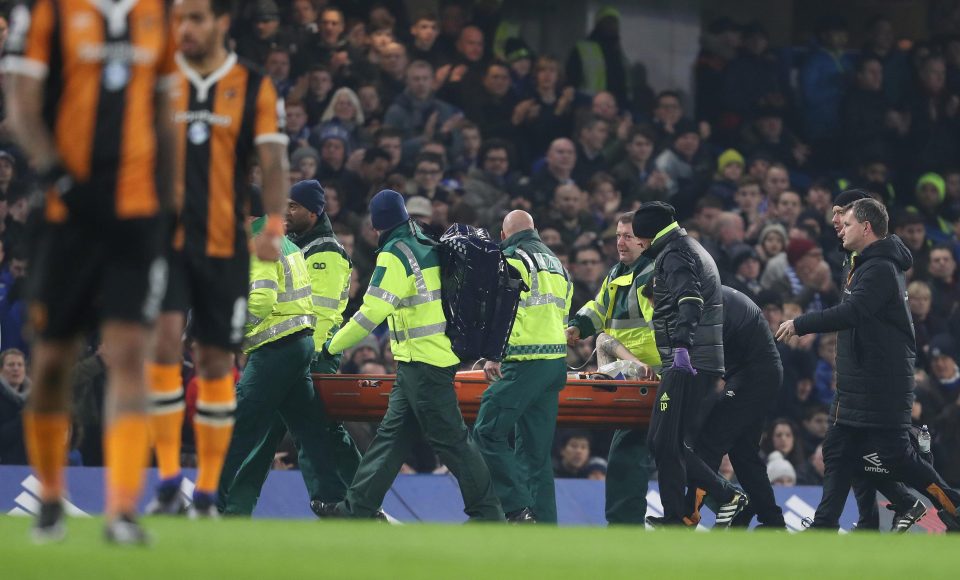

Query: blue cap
369 189 409 231
290 179 326 215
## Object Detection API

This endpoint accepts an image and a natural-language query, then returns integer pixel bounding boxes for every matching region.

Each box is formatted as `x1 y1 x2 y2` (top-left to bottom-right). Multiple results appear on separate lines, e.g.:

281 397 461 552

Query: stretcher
313 370 658 429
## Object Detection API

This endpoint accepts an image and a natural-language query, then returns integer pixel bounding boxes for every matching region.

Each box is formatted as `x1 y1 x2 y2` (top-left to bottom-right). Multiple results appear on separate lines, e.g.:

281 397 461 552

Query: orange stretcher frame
314 370 658 429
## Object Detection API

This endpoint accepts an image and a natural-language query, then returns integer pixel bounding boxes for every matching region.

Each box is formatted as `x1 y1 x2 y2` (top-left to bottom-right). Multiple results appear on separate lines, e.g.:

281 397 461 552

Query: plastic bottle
919 424 931 454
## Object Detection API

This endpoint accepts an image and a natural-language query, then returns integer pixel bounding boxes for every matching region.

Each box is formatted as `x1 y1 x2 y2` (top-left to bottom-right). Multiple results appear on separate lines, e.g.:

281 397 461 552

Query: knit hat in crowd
766 451 796 484
759 222 787 247
319 125 351 151
916 173 946 203
929 334 957 361
833 188 872 209
405 195 432 218
786 238 818 267
369 189 409 231
291 146 320 169
632 201 676 239
290 180 326 215
717 148 745 173
730 244 760 272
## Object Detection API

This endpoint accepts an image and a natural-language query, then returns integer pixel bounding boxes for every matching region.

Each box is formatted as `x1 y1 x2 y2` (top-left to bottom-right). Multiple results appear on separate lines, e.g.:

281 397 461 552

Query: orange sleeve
156 3 179 89
253 76 289 146
1 0 57 79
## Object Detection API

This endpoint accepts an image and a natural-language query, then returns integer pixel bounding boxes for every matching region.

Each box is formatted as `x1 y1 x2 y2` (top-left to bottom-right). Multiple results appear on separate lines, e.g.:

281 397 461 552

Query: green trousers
220 351 360 515
338 361 504 522
605 428 653 524
217 334 359 515
473 358 565 523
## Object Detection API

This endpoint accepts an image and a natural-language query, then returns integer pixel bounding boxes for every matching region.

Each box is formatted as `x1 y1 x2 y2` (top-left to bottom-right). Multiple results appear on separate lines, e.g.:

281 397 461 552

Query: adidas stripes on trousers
648 369 737 521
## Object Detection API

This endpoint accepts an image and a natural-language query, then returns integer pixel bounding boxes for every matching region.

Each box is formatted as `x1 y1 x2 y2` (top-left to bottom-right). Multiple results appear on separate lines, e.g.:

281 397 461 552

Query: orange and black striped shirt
1 0 177 222
170 53 286 259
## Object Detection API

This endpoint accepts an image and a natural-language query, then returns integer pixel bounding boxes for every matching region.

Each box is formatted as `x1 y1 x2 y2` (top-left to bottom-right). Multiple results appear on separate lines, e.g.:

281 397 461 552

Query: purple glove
672 347 697 375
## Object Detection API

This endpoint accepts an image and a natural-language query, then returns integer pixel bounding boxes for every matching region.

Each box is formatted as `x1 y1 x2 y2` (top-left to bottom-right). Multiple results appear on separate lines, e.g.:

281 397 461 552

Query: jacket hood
859 234 913 272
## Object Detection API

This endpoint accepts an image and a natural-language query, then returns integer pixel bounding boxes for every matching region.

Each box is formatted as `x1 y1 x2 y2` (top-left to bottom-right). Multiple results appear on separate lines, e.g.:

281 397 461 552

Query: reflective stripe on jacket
328 221 458 367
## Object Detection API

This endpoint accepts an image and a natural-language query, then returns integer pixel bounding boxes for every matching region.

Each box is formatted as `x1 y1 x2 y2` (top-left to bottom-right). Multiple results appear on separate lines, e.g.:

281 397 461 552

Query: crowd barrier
2 466 952 533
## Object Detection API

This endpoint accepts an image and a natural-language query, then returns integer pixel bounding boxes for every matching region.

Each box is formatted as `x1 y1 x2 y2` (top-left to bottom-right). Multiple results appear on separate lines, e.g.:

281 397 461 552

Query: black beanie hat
633 201 677 238
833 189 871 208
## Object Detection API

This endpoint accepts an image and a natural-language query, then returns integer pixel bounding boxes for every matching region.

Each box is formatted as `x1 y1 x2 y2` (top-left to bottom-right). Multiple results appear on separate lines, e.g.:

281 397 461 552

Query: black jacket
794 235 916 429
644 226 724 373
722 286 782 381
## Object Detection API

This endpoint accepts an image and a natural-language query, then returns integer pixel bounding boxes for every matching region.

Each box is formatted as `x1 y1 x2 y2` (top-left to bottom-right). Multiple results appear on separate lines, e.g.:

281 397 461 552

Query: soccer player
2 0 177 543
145 0 288 517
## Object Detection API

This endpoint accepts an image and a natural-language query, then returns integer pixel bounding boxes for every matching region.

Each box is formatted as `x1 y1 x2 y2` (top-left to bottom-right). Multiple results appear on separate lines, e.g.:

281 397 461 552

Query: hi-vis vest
575 40 606 95
244 219 316 353
328 221 458 367
293 216 352 352
570 257 661 367
501 230 572 362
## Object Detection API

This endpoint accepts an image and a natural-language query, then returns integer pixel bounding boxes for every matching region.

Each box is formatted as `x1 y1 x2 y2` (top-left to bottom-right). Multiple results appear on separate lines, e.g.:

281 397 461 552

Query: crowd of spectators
1 1 960 490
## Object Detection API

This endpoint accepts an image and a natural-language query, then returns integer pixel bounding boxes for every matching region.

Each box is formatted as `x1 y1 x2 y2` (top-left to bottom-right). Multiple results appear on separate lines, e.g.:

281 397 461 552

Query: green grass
0 516 956 579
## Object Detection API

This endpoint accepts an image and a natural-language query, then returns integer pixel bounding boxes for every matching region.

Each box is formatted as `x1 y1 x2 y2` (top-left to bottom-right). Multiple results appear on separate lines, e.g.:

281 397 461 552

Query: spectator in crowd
315 127 355 187
407 11 442 68
769 237 838 312
772 190 803 229
504 37 535 99
926 336 960 486
523 138 576 210
554 431 602 478
705 211 745 279
235 0 289 70
734 176 767 241
909 173 952 244
356 83 385 135
571 115 609 188
840 55 905 166
0 150 16 200
799 16 854 161
928 335 960 403
584 172 622 232
409 152 452 203
905 56 960 174
654 119 713 214
462 61 519 144
513 55 576 168
796 443 826 485
650 90 687 148
757 221 787 268
384 60 463 166
545 182 597 249
909 280 946 369
721 22 783 127
727 245 764 304
812 334 838 405
928 244 960 320
0 247 28 354
695 17 741 129
319 87 367 149
569 245 606 315
461 139 518 231
761 418 806 469
610 125 667 206
264 47 294 97
565 6 629 106
371 127 404 174
862 16 911 106
739 106 809 169
322 182 359 233
766 451 797 486
705 149 744 207
0 348 28 465
374 42 409 107
800 404 830 453
761 163 790 204
436 25 487 109
291 147 320 181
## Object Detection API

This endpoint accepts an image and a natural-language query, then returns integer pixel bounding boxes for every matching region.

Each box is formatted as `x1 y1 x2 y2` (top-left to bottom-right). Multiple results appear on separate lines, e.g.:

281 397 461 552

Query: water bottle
919 424 931 454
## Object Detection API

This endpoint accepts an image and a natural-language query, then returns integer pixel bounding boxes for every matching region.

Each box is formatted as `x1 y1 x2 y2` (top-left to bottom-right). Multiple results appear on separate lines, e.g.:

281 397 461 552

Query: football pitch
0 516 956 579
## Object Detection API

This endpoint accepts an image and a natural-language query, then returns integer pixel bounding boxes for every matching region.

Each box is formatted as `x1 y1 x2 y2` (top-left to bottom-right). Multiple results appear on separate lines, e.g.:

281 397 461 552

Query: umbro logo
863 452 890 474
6 475 89 518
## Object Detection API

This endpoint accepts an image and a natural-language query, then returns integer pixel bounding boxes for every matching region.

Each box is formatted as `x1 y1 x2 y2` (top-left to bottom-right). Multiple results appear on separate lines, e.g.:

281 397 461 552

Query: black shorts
161 248 249 350
28 216 166 340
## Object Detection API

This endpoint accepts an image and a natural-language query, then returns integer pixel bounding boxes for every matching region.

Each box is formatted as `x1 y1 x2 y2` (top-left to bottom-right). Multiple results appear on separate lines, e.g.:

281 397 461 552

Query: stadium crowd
1 0 960 495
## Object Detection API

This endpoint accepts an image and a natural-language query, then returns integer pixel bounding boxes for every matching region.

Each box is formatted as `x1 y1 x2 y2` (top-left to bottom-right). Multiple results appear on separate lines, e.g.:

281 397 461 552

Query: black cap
632 201 676 238
833 189 871 208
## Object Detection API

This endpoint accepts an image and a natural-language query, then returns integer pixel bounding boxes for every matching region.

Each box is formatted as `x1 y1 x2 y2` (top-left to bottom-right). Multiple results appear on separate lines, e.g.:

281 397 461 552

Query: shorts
28 216 165 340
162 248 249 350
